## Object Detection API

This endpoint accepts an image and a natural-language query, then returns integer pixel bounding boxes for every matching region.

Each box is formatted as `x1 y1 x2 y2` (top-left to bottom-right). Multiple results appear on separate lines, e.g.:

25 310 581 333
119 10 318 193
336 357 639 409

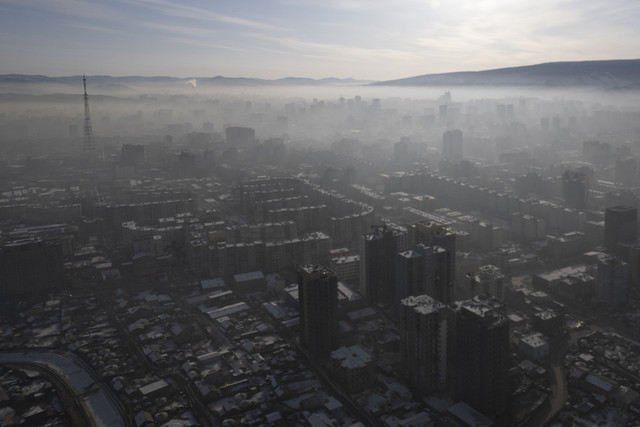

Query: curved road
521 326 597 426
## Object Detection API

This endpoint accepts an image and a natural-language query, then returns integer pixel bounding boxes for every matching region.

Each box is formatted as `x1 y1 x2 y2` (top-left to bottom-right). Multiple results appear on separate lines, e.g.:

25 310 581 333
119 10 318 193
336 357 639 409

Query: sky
1 0 639 81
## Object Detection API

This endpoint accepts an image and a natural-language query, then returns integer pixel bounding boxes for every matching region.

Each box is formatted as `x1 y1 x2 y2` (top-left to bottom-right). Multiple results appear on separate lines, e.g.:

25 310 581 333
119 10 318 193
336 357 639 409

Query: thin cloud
279 0 427 12
67 24 125 34
161 35 250 52
269 35 417 62
127 0 282 31
5 0 129 23
140 22 221 39
2 0 639 79
403 0 640 73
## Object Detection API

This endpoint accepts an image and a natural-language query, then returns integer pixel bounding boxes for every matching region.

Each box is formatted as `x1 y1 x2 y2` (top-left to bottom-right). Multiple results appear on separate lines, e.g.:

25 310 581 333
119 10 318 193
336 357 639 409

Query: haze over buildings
3 2 640 426
2 67 640 425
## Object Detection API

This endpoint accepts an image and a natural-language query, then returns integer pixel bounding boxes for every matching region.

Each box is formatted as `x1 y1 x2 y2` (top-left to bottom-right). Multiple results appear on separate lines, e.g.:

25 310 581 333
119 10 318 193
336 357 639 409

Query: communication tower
83 75 95 153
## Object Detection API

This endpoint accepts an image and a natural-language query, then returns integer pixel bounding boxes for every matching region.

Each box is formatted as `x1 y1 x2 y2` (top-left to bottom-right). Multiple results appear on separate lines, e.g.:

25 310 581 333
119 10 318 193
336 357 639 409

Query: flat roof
201 278 227 289
138 379 169 396
234 271 264 282
521 332 548 348
331 345 372 369
401 294 444 315
448 401 493 427
205 302 249 319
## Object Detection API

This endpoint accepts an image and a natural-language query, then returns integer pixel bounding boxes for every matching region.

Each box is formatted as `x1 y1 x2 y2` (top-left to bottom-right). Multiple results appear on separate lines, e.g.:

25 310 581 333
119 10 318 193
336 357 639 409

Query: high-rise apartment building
455 296 509 417
597 256 628 306
0 238 64 300
583 140 611 166
328 251 360 287
400 295 447 394
442 129 463 160
604 205 637 256
420 244 451 304
225 126 256 148
361 225 407 304
394 137 410 163
396 249 424 302
562 170 589 210
297 265 339 361
615 157 637 187
121 143 146 166
626 244 640 294
409 221 456 304
475 264 506 300
396 243 451 307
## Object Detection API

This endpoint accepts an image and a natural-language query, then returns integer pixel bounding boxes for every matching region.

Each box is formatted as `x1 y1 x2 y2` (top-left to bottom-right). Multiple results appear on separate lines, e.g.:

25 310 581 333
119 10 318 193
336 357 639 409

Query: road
107 305 216 427
537 327 598 426
240 292 381 427
520 337 567 427
517 292 604 426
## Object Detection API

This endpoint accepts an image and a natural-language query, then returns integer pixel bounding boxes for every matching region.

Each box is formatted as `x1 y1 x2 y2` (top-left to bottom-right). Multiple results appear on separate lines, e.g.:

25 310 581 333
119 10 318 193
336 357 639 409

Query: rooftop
401 295 444 315
521 332 548 348
331 345 372 369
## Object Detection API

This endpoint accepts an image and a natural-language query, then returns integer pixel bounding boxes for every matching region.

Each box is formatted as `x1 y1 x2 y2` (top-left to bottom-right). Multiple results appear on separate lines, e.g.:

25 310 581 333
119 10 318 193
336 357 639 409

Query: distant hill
4 60 640 91
0 74 371 89
372 59 640 89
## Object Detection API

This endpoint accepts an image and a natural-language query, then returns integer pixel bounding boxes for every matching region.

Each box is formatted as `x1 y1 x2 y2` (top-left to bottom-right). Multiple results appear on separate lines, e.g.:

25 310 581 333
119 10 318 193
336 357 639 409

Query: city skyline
1 0 639 81
3 46 640 424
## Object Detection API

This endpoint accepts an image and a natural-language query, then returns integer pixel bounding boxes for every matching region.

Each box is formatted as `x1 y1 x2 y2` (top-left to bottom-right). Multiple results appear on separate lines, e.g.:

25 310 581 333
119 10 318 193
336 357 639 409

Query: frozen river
0 351 126 427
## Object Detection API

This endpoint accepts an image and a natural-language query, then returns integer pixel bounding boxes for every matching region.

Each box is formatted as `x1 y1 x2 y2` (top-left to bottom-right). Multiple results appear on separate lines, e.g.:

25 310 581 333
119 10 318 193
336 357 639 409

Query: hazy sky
1 0 639 81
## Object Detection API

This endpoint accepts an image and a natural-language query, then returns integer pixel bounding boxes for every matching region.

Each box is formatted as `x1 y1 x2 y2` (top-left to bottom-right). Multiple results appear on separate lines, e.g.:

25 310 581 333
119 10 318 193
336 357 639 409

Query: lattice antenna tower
83 75 95 152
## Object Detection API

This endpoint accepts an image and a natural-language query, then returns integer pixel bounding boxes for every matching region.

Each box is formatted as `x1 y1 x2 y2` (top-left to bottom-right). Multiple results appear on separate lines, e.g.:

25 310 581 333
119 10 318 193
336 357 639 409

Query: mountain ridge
372 59 640 89
0 74 371 88
2 59 640 89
